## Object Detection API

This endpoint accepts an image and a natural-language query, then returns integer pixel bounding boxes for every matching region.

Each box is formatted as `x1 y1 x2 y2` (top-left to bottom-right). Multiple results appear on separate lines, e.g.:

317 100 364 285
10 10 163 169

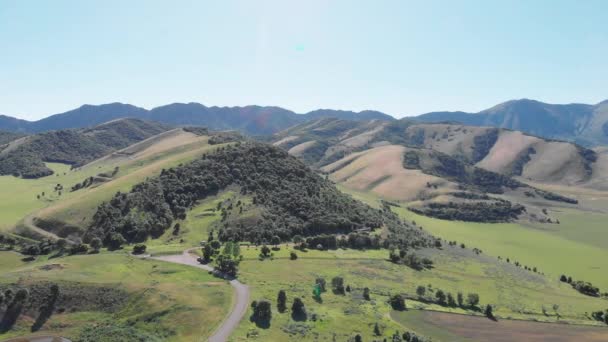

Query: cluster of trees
497 256 542 274
199 238 241 277
303 233 383 251
0 235 17 250
0 288 29 333
71 167 119 192
591 310 608 325
559 275 601 297
87 142 432 250
388 250 433 271
250 291 308 327
409 199 525 223
415 285 481 310
368 328 430 342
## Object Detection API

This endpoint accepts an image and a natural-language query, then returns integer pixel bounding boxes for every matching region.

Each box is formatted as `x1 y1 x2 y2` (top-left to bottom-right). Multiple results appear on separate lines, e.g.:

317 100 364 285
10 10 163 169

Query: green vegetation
87 142 430 249
0 251 231 341
0 119 168 178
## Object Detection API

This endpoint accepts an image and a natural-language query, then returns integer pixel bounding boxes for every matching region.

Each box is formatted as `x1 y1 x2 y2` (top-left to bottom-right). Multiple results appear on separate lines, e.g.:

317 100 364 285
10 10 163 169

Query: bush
290 252 298 260
390 294 406 311
132 244 147 255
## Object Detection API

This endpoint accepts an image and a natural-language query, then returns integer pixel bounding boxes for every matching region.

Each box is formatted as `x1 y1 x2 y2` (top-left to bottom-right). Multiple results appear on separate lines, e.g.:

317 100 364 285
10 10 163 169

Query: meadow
0 250 232 341
229 242 607 341
339 186 608 289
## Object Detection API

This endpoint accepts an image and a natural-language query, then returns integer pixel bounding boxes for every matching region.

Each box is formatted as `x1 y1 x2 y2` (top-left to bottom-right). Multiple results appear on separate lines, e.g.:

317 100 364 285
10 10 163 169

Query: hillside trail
20 214 64 241
150 248 250 342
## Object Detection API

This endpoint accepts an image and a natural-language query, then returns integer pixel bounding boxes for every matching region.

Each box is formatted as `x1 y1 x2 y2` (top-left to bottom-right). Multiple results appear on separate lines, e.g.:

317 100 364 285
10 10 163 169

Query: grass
0 250 232 341
338 185 608 289
0 135 223 238
230 243 608 341
395 207 608 289
0 162 73 232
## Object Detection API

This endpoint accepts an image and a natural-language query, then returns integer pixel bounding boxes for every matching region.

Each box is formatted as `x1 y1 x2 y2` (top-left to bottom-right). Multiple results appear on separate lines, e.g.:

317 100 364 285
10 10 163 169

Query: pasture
0 251 232 341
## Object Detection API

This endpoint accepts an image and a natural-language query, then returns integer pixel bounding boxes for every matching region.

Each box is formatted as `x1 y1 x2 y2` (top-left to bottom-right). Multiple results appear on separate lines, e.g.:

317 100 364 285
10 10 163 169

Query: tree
55 239 68 251
90 237 102 253
374 322 381 336
291 297 306 320
466 293 480 308
271 235 281 248
290 251 298 260
277 290 287 313
260 245 271 258
132 244 147 255
457 292 464 307
390 294 406 311
202 244 214 263
331 276 345 294
435 290 446 305
107 233 126 250
354 334 362 342
216 254 239 277
293 235 304 245
485 304 495 320
363 287 370 300
210 240 221 250
416 286 426 298
315 278 326 292
447 292 457 307
252 299 272 325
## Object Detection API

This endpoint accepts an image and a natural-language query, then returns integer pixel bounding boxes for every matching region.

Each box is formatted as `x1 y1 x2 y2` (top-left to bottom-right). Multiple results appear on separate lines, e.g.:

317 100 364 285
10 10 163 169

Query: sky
1 0 607 120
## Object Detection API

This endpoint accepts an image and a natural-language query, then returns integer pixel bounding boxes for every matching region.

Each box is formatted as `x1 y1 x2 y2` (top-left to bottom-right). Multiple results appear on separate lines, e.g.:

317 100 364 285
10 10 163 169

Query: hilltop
0 118 169 178
414 99 608 146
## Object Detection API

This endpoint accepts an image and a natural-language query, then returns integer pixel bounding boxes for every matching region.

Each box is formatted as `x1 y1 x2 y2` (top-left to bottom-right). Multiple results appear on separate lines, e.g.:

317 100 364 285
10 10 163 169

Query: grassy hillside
0 128 218 237
0 118 169 178
85 142 431 249
272 118 605 189
0 251 231 341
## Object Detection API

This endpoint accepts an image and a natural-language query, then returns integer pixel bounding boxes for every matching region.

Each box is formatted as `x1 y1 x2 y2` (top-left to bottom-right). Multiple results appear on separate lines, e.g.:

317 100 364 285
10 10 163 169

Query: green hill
0 118 170 178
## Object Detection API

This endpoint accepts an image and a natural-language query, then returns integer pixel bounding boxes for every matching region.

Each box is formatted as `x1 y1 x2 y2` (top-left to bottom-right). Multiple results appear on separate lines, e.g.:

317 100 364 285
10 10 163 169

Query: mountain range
1 98 607 145
414 99 608 146
0 103 394 136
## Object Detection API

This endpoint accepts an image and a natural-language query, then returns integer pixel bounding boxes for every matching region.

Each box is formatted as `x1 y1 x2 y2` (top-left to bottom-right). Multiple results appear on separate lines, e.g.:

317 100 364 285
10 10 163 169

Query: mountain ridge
0 102 395 136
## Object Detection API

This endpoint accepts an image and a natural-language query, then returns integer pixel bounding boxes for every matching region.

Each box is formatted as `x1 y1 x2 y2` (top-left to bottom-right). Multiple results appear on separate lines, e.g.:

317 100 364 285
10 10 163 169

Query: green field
229 242 607 341
0 136 222 238
0 250 232 341
339 186 608 289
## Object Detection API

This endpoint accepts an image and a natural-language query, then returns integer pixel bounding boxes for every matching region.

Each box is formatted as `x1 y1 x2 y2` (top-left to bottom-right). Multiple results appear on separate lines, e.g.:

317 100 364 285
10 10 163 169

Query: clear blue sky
1 0 607 120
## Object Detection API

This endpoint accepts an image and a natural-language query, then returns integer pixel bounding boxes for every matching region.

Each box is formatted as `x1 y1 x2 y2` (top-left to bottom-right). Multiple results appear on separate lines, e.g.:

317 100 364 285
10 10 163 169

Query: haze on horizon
1 0 607 120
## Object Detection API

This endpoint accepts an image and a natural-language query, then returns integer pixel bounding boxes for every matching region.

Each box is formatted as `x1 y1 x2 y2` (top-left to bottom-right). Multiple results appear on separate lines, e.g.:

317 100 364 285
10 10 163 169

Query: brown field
272 135 299 146
477 130 539 173
323 145 455 201
288 140 317 156
392 310 608 342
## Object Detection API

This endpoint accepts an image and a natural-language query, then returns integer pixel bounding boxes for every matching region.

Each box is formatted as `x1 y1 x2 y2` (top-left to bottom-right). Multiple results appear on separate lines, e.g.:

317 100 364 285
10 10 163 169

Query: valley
0 116 607 342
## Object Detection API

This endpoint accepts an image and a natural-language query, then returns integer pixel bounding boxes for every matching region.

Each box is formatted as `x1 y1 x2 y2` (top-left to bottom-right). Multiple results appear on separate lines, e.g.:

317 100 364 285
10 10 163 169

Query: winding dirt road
151 249 250 342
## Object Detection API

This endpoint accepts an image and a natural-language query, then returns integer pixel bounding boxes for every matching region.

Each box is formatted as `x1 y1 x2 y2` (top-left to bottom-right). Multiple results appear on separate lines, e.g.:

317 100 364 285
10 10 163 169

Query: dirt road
152 249 250 342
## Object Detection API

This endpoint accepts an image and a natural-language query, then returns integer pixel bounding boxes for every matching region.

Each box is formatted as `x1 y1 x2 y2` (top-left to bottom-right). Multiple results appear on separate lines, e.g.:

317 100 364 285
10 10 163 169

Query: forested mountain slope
0 118 169 178
86 142 431 248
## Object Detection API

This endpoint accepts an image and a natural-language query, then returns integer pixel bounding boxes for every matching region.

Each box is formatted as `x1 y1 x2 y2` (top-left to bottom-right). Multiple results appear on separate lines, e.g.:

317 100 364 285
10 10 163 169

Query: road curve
151 249 250 342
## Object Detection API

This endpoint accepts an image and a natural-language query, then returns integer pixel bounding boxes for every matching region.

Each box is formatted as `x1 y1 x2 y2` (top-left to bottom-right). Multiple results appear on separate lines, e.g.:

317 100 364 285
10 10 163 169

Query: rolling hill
270 118 607 223
414 99 608 146
1 119 607 342
0 118 170 178
0 102 395 136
